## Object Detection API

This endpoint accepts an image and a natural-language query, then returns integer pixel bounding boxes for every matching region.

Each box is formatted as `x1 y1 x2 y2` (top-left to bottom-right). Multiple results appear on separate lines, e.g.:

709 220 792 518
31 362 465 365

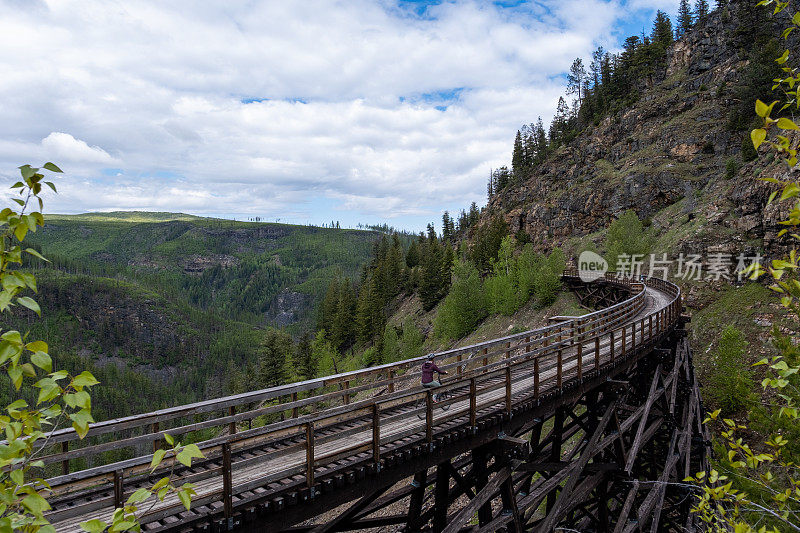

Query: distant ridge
47 211 203 222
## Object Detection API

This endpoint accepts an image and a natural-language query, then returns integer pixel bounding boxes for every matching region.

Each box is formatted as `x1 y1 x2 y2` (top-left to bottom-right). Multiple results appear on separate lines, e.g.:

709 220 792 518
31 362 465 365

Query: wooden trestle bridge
40 271 709 532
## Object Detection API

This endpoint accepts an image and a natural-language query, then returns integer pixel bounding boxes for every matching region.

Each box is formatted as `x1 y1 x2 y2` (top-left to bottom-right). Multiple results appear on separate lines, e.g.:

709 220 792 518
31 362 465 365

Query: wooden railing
41 272 681 526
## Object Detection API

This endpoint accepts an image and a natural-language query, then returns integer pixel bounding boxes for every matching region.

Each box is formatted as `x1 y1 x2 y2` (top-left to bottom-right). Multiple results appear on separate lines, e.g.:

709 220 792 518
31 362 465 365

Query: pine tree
677 0 693 36
566 58 587 104
406 240 420 268
522 125 536 168
318 277 340 331
549 97 571 146
694 0 709 22
652 10 673 48
426 223 437 242
533 117 548 163
355 276 379 345
468 202 480 227
440 244 454 299
257 329 292 388
420 239 445 311
296 332 315 381
512 130 525 178
441 212 455 242
590 47 605 89
332 281 356 352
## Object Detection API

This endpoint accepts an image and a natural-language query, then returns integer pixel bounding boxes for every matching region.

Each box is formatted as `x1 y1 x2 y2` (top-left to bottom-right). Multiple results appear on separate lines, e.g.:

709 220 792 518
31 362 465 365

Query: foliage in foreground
688 1 800 530
0 164 202 532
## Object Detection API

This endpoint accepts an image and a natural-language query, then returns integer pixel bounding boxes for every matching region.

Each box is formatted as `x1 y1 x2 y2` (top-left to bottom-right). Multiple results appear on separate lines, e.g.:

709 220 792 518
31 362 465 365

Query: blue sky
0 0 679 233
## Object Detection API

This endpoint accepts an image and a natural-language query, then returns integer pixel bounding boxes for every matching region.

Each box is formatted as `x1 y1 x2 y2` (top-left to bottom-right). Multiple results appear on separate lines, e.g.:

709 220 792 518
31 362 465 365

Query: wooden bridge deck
39 273 681 531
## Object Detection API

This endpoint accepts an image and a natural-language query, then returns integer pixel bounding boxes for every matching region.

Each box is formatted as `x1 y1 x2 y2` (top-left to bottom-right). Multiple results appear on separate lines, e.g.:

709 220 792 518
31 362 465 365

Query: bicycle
415 374 451 420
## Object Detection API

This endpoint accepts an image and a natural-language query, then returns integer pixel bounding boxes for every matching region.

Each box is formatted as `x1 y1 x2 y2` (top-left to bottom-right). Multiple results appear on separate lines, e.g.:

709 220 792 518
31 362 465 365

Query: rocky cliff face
489 4 798 263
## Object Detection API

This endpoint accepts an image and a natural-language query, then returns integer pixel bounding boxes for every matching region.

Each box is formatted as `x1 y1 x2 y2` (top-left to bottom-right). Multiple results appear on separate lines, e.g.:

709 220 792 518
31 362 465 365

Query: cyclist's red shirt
421 361 443 383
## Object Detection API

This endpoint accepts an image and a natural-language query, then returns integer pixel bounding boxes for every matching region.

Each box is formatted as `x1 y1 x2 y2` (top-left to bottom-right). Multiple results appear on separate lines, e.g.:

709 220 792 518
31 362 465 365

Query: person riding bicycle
421 353 447 401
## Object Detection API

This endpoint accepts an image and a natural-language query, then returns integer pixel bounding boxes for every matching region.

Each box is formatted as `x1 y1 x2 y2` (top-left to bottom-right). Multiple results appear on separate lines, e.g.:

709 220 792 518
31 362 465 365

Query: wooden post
457 353 462 375
372 404 381 464
305 422 315 488
426 392 433 443
525 336 530 359
534 357 540 398
505 367 512 416
469 378 477 427
595 337 600 369
152 422 160 453
228 405 237 435
222 442 233 519
557 349 563 389
482 347 488 371
433 462 450 532
641 318 645 342
610 330 615 361
577 337 583 381
388 369 395 393
61 442 69 475
649 315 653 339
291 392 299 418
113 469 124 509
343 381 350 405
622 326 626 356
547 409 565 513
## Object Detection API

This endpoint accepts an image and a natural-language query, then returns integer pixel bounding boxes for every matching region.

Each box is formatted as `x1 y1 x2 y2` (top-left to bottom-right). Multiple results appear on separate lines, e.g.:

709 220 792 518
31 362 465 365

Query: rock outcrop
488 2 799 263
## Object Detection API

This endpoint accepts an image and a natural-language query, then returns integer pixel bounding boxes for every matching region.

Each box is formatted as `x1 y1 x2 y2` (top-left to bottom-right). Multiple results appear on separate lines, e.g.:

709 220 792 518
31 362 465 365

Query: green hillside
7 212 381 418
26 212 379 329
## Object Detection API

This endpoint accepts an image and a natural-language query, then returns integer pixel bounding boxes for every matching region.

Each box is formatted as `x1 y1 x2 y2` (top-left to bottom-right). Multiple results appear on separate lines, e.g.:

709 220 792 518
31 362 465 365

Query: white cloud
40 132 117 164
0 0 662 229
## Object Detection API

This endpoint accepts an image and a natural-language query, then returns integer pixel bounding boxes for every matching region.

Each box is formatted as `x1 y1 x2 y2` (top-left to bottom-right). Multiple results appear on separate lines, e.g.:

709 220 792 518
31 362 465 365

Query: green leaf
127 487 151 504
19 165 35 180
14 222 28 242
16 296 40 316
176 443 204 467
776 49 790 64
151 448 167 471
781 183 800 201
10 469 23 486
21 492 51 515
26 340 48 353
25 248 49 262
8 366 23 390
152 476 170 491
164 433 175 446
72 371 100 388
0 341 19 365
36 378 61 404
777 117 800 130
109 521 136 532
44 181 57 193
751 128 767 149
69 409 94 438
42 162 62 173
179 489 191 510
79 519 108 533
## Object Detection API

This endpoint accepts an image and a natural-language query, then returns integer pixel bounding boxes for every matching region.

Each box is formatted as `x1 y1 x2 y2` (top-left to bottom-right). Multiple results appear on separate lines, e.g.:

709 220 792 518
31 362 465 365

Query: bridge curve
41 272 707 532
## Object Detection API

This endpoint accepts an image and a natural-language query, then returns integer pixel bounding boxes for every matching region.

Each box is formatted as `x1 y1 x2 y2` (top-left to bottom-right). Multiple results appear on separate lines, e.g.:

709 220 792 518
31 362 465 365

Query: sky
0 0 678 232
